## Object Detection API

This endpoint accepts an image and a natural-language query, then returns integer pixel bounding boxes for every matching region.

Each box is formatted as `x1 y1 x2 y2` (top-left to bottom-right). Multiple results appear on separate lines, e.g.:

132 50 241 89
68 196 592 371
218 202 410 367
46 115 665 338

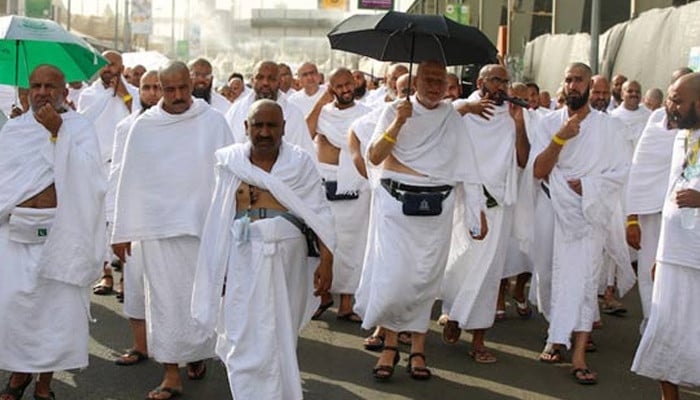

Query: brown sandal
372 346 400 381
407 353 432 380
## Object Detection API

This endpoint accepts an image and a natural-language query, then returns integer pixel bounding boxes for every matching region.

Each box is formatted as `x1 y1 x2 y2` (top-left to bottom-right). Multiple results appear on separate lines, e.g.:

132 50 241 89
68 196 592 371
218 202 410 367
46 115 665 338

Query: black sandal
186 360 207 380
363 335 385 352
92 275 113 295
407 353 432 380
33 391 55 400
0 374 33 400
115 349 149 366
372 346 400 381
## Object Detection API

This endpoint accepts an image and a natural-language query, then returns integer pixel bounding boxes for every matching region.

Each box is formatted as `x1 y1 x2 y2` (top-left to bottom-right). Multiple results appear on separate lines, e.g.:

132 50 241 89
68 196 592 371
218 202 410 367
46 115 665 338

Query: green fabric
0 16 107 88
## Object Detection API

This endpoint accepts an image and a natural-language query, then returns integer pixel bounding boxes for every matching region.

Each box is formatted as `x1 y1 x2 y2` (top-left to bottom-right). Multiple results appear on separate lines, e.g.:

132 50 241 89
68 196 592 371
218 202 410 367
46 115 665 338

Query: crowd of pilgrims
0 49 698 400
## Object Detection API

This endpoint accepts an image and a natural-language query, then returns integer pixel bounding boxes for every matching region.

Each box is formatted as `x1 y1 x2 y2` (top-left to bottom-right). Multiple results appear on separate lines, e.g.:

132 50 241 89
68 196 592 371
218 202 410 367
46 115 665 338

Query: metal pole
171 0 176 57
478 0 483 30
114 0 119 50
123 0 129 51
630 0 637 19
551 0 557 34
67 0 71 31
591 0 600 74
506 0 512 55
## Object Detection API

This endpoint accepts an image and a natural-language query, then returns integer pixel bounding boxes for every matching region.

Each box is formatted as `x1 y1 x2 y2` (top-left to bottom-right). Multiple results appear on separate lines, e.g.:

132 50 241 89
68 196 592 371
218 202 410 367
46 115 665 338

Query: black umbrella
328 11 498 82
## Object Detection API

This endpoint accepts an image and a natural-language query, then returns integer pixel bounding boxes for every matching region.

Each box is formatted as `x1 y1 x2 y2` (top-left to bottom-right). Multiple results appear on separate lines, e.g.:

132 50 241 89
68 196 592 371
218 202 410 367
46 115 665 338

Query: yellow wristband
49 135 57 143
626 220 639 227
552 135 567 146
122 94 133 103
382 133 396 144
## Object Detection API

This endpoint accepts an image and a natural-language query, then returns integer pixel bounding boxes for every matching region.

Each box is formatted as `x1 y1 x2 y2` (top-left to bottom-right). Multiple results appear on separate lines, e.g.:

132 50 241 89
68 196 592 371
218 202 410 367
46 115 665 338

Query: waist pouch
323 180 359 201
8 207 55 244
381 178 453 216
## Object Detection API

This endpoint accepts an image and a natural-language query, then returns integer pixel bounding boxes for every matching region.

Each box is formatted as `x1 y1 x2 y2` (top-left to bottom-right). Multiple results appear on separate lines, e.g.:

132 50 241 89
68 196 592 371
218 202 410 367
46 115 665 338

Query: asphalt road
2 285 699 400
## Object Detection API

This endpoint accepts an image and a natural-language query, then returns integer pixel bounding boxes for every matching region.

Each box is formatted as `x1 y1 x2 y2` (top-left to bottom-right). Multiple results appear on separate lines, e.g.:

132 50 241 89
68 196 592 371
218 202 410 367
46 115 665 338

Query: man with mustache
288 62 326 117
106 70 162 366
278 63 296 96
111 61 233 400
589 75 611 112
0 65 105 400
612 80 651 153
531 62 631 385
352 70 369 102
188 58 230 114
365 63 409 107
192 99 334 400
632 72 700 400
440 65 529 364
225 61 314 156
305 68 371 323
607 74 627 111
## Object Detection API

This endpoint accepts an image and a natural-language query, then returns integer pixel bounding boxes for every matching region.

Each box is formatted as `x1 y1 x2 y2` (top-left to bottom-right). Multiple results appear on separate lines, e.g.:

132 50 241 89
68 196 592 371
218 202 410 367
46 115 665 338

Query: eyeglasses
190 72 213 79
487 76 509 86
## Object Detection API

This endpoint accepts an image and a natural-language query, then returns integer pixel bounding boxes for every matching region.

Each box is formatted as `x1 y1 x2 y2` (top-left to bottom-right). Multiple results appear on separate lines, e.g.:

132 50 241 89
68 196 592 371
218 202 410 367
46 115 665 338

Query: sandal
514 297 532 319
441 320 461 345
397 331 412 346
311 300 334 320
363 335 385 352
469 348 497 364
407 353 432 380
495 310 506 321
571 368 598 385
539 346 563 363
92 275 114 295
336 312 362 323
1 373 33 400
186 360 207 380
115 349 149 366
32 392 55 400
146 386 181 399
372 346 400 381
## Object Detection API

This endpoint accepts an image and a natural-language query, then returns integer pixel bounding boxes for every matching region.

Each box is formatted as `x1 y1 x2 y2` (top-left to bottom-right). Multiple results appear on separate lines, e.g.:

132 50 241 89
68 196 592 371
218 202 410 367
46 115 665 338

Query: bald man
632 72 700 400
306 68 371 322
643 88 664 111
607 74 627 111
225 61 315 156
589 75 611 112
0 65 106 400
532 63 631 384
193 99 334 400
612 80 651 152
365 63 409 106
111 61 232 399
188 57 230 114
288 62 326 116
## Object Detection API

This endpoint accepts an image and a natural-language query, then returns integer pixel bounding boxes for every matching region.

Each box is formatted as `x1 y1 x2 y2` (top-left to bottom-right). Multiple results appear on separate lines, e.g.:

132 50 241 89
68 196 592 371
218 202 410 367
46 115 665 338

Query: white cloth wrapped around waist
8 207 55 244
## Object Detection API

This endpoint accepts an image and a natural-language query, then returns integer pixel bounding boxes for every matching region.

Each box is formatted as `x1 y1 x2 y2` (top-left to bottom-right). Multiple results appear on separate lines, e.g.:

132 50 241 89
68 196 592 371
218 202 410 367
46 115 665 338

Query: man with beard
188 58 230 114
625 68 693 336
607 74 627 112
106 70 162 366
192 100 335 400
0 65 105 400
440 65 528 364
354 60 487 382
531 63 630 385
631 73 700 400
372 64 409 106
126 64 146 88
589 75 611 112
352 70 370 102
444 73 463 102
278 63 296 96
288 62 326 117
78 50 140 298
305 68 371 323
111 61 231 399
225 61 314 155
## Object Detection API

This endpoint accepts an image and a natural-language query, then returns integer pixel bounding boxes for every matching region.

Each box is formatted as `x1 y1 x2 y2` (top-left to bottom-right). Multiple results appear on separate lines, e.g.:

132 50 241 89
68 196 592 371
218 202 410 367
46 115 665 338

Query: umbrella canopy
0 15 107 88
327 11 498 67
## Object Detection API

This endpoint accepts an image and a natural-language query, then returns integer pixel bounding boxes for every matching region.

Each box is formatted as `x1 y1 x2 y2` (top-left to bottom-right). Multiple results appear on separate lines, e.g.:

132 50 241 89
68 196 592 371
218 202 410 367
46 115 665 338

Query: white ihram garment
192 142 335 400
0 111 105 372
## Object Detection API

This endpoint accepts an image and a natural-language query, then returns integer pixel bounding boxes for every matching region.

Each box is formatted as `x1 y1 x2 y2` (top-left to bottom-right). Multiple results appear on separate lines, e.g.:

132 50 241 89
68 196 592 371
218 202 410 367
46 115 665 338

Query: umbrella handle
407 33 415 103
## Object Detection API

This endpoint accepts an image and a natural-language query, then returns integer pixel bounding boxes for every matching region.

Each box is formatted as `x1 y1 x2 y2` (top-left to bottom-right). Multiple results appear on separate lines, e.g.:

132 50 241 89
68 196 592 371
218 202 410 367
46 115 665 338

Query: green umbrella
0 15 107 88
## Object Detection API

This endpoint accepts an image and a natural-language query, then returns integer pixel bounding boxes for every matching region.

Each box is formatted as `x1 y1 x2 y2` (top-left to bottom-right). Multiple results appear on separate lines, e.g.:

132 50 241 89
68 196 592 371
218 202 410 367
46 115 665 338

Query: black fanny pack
483 186 499 208
380 178 453 216
323 180 359 201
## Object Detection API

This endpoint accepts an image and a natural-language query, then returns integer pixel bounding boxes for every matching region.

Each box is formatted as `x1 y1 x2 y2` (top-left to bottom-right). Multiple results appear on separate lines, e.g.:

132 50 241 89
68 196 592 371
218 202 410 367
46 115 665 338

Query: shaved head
159 61 190 81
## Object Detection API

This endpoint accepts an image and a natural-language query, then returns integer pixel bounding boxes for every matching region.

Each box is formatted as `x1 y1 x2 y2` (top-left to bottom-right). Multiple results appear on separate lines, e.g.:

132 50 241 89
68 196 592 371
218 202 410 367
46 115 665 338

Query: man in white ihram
192 99 334 400
0 65 105 400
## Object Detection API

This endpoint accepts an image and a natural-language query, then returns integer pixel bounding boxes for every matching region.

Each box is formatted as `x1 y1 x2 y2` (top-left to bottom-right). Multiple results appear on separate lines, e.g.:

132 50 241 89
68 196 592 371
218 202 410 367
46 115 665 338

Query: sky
69 0 413 19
